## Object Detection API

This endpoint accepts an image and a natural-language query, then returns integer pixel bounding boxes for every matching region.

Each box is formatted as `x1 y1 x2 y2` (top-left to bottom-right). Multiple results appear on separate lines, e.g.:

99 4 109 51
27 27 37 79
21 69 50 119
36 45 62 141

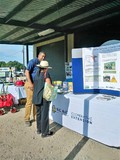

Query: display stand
72 42 120 96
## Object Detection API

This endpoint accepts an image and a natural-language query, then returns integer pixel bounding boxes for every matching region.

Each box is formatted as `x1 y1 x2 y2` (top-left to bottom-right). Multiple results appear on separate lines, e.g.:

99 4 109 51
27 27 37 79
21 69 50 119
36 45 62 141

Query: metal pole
23 45 25 66
26 45 29 64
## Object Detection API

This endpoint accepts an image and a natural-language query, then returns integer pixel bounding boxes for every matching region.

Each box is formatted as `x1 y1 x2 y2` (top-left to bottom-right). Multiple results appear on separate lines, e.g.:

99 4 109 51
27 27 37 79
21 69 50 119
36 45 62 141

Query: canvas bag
0 94 13 107
43 82 57 101
0 82 13 107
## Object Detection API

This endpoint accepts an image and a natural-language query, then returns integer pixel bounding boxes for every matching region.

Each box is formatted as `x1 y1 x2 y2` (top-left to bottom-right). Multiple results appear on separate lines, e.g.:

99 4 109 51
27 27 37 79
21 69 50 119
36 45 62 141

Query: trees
0 61 25 71
0 61 6 67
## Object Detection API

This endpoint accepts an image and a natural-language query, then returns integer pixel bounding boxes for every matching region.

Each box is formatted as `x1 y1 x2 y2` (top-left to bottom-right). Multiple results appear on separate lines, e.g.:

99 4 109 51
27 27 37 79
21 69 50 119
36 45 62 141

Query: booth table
0 84 26 104
49 92 120 147
0 83 120 147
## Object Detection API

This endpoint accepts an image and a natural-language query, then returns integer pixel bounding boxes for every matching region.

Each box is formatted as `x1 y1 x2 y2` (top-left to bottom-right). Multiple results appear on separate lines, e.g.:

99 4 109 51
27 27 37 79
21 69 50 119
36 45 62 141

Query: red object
0 109 5 115
0 94 13 108
10 107 17 113
15 80 24 86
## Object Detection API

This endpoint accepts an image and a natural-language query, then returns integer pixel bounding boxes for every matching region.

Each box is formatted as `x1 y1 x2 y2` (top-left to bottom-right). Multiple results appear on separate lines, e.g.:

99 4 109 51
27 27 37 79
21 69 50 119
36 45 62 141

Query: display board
72 43 120 96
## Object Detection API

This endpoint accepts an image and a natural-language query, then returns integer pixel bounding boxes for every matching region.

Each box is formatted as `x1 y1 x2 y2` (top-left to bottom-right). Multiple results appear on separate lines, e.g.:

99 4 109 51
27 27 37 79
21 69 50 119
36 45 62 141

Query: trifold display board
72 43 120 96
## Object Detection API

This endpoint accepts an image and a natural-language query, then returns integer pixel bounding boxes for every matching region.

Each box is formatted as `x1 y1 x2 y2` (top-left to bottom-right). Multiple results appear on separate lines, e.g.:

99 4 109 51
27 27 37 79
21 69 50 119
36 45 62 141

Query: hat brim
36 64 52 69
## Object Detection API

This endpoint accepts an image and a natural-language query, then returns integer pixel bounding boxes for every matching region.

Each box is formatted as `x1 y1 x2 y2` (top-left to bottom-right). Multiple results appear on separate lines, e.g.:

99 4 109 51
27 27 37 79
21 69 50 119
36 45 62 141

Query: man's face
38 53 46 61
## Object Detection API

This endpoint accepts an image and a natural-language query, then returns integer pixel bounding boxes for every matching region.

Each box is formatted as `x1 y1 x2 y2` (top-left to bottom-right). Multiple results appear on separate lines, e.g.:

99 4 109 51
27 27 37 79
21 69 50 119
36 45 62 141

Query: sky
0 44 33 66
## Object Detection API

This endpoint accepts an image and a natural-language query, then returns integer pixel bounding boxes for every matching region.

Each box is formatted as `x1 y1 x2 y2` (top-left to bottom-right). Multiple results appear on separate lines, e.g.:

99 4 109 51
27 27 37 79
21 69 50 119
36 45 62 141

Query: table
0 84 26 104
49 92 120 147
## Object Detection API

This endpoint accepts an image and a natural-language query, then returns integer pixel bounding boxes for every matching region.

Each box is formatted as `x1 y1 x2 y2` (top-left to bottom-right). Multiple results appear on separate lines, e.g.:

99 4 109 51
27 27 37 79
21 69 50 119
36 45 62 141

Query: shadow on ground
64 136 89 160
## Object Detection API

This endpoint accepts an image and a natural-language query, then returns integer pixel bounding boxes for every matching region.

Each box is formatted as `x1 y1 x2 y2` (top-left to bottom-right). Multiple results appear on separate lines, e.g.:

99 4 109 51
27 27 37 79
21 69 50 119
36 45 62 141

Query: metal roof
0 0 120 45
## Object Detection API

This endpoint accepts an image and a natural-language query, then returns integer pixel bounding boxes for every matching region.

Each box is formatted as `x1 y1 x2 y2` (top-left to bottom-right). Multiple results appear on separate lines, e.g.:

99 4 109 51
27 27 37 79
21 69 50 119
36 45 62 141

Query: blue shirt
26 58 40 82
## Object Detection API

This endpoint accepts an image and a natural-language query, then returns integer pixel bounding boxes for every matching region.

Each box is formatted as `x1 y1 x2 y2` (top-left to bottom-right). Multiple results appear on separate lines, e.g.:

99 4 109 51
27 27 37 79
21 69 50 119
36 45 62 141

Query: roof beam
47 0 117 27
23 32 63 45
64 6 120 29
0 18 45 29
0 40 24 45
0 27 22 40
27 0 75 26
10 26 62 42
0 18 61 31
0 18 26 27
63 5 120 31
33 33 64 44
0 19 62 42
11 30 38 43
5 0 33 23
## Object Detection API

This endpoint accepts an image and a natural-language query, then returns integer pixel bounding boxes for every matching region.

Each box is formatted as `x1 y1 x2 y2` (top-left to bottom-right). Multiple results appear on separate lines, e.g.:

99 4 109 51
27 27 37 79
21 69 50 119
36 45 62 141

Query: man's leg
24 81 33 126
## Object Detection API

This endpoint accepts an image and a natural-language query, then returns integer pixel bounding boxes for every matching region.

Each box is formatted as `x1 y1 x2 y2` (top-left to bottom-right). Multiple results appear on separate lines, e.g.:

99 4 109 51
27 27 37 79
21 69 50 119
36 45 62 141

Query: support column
26 45 29 64
67 33 74 62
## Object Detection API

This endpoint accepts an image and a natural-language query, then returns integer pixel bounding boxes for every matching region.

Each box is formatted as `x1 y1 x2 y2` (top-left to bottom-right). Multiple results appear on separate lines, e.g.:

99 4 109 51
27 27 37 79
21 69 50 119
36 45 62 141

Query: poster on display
82 43 120 91
72 43 120 96
65 62 72 80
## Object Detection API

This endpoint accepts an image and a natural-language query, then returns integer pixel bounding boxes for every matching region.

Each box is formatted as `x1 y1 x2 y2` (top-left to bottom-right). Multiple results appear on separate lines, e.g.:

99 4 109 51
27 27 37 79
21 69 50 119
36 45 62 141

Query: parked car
15 71 24 77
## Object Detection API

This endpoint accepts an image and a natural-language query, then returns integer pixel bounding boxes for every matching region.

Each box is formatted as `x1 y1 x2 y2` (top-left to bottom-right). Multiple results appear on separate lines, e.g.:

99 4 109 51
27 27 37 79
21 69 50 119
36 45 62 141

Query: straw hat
37 60 52 69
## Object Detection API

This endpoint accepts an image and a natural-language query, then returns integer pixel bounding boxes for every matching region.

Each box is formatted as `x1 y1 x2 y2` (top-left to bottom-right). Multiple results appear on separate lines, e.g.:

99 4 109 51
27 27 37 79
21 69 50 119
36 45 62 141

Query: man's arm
25 70 34 90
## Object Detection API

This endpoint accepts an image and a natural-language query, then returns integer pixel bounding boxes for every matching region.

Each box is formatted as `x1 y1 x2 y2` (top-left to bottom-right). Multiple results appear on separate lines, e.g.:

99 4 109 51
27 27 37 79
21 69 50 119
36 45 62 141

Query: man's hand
25 70 34 90
28 83 34 90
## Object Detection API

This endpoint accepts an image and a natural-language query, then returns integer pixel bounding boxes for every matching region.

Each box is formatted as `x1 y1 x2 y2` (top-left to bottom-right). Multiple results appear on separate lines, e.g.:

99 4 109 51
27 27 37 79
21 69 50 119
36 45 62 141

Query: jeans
36 99 50 134
24 81 36 121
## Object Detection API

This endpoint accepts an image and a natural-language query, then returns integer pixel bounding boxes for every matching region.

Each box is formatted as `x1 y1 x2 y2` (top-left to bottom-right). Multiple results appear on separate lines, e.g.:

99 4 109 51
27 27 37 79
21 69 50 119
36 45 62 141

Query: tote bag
43 82 57 101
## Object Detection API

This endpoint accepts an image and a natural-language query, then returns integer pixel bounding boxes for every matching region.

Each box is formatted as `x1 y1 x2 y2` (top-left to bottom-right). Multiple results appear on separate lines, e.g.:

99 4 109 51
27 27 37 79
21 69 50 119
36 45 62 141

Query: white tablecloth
0 84 26 104
49 92 120 147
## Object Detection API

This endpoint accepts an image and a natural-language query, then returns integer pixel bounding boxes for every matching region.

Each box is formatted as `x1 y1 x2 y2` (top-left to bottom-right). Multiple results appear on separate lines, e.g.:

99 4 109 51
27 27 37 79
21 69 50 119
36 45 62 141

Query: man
24 51 46 126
